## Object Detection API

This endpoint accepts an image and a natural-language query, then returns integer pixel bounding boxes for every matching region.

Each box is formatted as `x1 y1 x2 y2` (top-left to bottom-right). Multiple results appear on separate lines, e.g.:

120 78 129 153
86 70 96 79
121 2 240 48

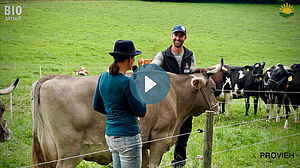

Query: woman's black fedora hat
109 40 142 57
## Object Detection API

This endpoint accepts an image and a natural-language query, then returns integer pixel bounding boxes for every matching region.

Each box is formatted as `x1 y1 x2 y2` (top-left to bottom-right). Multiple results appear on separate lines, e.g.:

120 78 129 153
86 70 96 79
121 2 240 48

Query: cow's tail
31 75 58 168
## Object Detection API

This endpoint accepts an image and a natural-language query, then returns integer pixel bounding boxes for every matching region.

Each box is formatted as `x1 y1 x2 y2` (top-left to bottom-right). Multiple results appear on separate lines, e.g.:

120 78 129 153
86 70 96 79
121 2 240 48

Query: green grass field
0 1 299 167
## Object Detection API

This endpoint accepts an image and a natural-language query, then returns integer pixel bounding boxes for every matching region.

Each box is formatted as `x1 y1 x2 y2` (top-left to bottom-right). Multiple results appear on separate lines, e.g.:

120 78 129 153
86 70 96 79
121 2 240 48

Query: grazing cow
211 65 232 117
230 62 265 116
265 63 300 128
31 60 222 168
0 78 19 142
138 58 153 67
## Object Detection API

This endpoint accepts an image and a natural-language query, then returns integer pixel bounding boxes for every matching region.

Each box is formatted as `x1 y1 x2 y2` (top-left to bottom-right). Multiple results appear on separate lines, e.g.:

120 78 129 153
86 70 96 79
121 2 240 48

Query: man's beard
173 40 183 48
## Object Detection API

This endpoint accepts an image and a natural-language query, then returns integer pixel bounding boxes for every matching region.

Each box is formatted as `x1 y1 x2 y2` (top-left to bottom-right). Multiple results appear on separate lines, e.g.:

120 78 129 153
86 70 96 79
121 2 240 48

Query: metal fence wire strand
215 112 298 129
1 87 300 94
212 133 300 155
159 133 300 168
214 89 300 94
159 157 198 168
21 131 199 168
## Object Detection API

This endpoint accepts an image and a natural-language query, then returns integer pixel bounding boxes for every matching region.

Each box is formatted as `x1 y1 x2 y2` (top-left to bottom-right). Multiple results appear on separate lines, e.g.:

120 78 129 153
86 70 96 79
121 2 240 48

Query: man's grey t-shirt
151 50 196 69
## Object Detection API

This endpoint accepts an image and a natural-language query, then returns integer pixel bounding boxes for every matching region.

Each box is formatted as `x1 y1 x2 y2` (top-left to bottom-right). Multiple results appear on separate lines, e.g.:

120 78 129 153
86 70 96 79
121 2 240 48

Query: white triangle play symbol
145 75 156 93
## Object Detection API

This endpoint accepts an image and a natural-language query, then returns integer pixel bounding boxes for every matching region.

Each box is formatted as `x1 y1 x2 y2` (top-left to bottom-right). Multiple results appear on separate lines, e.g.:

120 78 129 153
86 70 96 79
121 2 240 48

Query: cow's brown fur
31 75 75 167
138 58 153 67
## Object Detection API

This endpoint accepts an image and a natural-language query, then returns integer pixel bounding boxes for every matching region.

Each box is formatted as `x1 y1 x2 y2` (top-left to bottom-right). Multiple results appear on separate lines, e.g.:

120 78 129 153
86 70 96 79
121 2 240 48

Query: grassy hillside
0 1 299 167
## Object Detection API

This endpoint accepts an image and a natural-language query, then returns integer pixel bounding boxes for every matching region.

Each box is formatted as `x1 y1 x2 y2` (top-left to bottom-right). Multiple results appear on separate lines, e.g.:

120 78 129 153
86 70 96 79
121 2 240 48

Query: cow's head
265 64 293 91
251 61 265 86
210 64 232 97
221 65 232 90
262 66 276 100
263 66 275 84
291 64 300 72
0 78 19 142
190 59 223 115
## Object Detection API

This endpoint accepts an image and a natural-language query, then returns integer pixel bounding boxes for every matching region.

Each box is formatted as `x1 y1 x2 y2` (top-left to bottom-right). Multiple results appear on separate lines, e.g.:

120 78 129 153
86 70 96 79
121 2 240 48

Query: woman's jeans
105 134 142 168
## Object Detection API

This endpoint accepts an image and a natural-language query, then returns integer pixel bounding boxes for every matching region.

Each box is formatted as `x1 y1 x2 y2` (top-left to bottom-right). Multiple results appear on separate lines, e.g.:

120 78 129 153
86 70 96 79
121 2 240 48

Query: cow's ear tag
288 76 293 82
247 68 250 72
259 77 262 80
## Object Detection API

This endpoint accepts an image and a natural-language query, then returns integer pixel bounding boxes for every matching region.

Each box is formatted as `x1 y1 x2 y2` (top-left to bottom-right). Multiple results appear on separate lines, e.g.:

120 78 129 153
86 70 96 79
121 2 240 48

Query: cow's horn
206 58 223 75
0 78 19 95
262 61 265 68
191 68 201 73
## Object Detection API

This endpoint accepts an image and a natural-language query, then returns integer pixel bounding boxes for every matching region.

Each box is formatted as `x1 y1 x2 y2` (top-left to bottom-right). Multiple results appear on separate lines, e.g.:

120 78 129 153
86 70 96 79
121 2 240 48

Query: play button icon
130 64 170 104
145 76 156 93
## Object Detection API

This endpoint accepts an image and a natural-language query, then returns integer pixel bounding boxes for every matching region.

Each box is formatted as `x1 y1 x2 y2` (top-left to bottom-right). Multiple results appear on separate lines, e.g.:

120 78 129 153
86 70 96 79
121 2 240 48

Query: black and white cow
265 63 300 128
230 62 265 116
211 65 232 116
260 66 276 122
260 65 289 122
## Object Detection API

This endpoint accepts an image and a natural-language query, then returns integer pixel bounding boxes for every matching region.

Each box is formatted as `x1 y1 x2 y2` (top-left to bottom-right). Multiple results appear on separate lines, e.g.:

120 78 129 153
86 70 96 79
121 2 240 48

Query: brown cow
0 78 19 142
138 58 153 67
31 60 222 168
74 67 89 76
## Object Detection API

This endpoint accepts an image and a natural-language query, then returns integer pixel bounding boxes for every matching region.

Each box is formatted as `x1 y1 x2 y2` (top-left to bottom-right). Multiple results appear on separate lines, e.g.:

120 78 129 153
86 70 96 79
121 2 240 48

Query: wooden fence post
203 111 214 168
10 92 13 119
40 66 42 78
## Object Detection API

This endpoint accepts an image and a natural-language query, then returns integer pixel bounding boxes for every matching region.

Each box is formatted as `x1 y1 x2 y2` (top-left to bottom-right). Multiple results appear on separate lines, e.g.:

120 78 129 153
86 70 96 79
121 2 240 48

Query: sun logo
279 3 295 18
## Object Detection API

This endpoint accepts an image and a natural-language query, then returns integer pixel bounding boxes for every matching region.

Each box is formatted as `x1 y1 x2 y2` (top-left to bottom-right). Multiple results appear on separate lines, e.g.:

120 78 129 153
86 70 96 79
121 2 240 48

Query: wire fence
159 132 300 168
1 63 300 93
1 75 299 120
214 89 300 94
22 130 201 168
2 93 297 120
2 63 299 167
0 63 104 77
20 111 299 168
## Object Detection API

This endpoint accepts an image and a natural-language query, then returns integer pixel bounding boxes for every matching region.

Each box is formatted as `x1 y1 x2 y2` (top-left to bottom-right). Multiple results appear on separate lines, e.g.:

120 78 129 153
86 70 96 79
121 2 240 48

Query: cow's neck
169 73 206 121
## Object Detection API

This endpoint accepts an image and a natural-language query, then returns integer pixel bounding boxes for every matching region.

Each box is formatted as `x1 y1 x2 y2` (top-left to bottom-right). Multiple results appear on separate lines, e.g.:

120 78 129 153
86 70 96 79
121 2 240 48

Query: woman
93 40 146 168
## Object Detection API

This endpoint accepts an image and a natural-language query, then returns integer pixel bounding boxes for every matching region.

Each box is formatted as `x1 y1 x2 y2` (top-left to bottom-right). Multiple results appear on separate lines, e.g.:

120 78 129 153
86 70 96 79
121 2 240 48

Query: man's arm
150 51 164 67
191 52 196 69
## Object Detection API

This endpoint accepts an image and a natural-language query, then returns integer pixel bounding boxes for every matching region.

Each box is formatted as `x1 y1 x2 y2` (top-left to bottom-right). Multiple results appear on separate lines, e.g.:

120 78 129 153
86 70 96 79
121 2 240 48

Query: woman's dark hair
109 55 134 76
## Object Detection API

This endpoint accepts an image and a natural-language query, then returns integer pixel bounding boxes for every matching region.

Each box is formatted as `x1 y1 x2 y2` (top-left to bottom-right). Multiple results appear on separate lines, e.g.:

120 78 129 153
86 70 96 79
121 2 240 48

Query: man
151 25 196 168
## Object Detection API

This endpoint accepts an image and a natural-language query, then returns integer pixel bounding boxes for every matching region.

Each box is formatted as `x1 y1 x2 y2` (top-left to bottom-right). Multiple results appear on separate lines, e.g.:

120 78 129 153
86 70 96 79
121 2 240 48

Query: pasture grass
0 1 299 167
